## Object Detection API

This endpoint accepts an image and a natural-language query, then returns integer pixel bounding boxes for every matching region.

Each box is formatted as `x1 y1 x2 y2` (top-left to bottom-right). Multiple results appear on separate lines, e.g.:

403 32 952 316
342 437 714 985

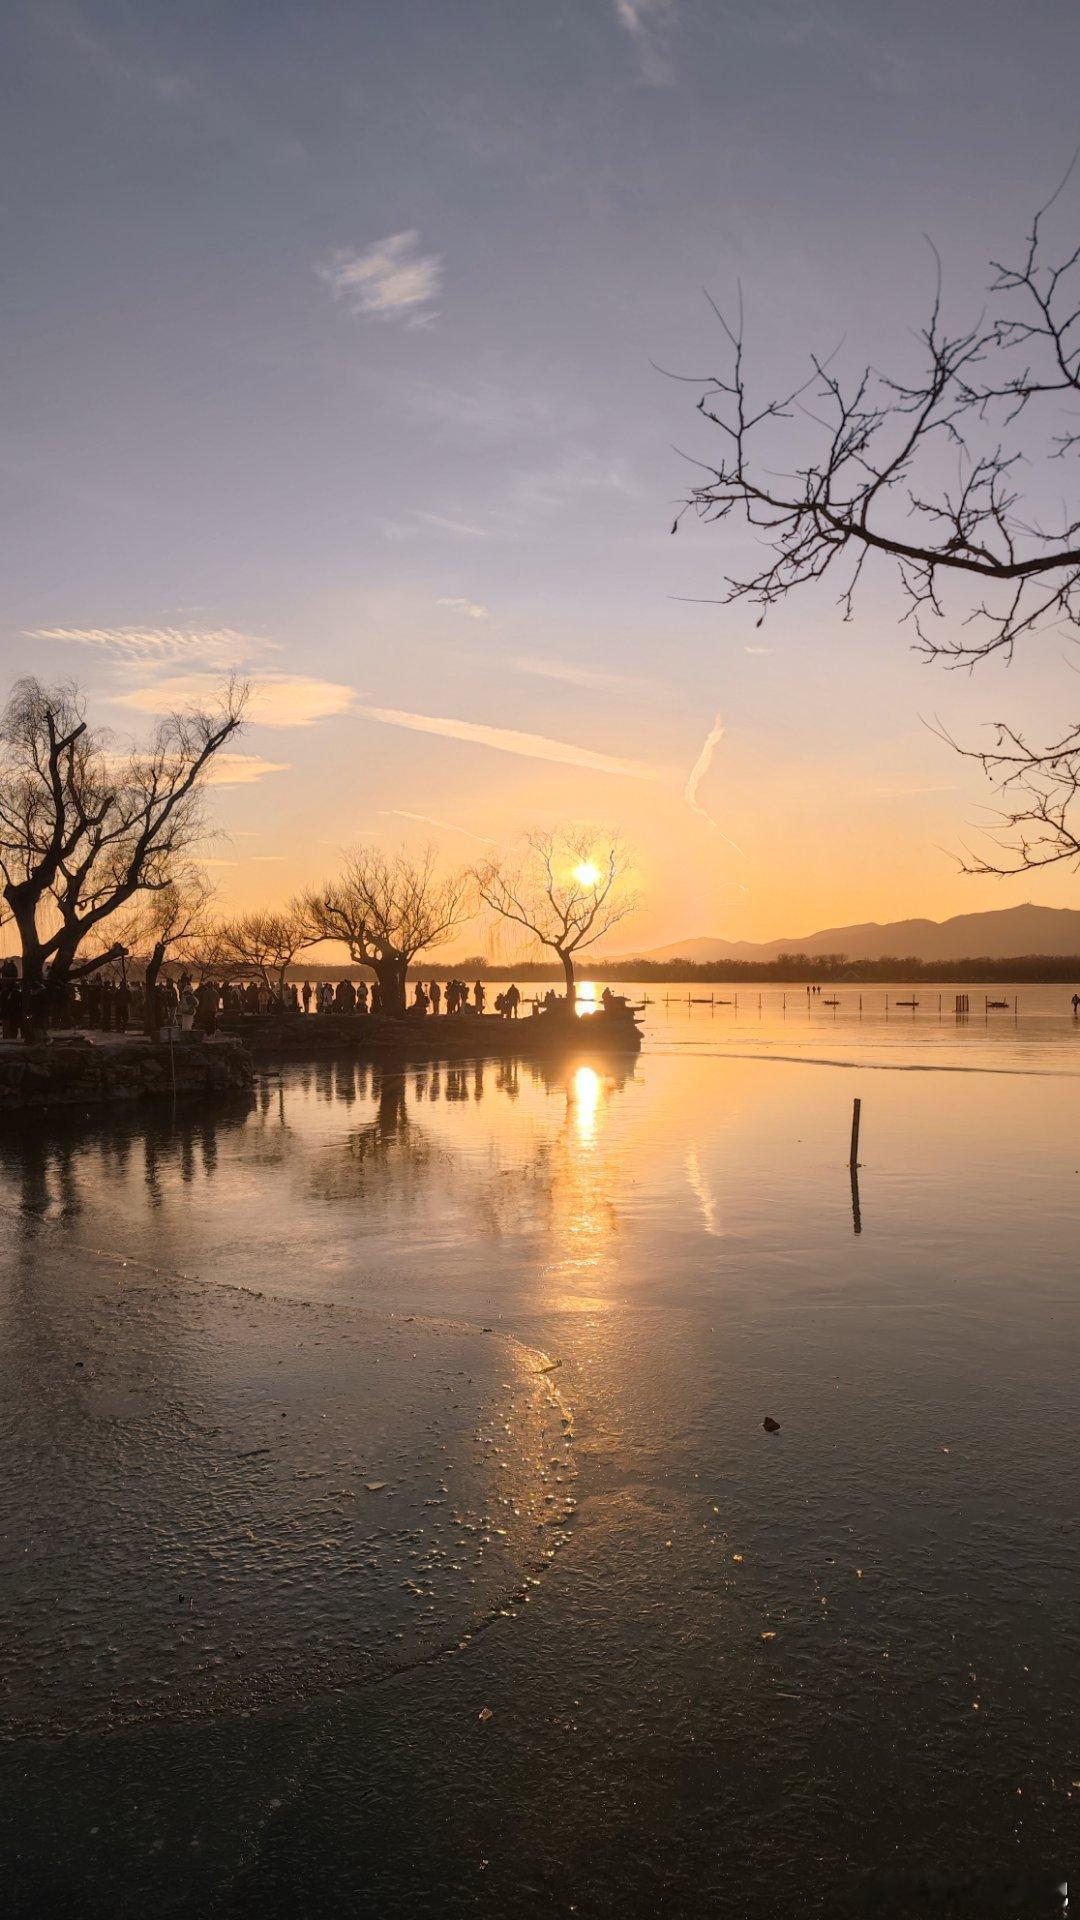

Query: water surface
1 987 1077 1917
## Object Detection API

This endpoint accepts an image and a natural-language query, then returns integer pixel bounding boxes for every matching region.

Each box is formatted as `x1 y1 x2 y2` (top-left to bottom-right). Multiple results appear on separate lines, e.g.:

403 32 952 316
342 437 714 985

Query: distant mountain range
620 904 1080 965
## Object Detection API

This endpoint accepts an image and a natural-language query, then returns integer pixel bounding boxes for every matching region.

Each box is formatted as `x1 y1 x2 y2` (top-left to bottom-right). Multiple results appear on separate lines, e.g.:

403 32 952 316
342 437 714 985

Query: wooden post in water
849 1096 862 1170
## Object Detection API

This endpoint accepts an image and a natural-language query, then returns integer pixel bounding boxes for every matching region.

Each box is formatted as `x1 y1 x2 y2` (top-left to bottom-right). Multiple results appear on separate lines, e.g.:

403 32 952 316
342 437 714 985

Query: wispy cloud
684 710 743 851
378 808 496 845
414 509 490 539
512 655 653 696
202 752 291 787
356 704 660 781
512 451 635 511
613 0 675 84
436 596 490 621
114 673 356 728
743 645 774 656
26 625 274 670
317 230 443 325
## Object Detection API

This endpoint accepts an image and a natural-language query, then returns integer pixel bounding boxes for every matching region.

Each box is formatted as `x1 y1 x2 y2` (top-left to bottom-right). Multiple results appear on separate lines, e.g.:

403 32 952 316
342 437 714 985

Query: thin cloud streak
613 0 675 83
356 704 660 781
203 752 292 787
684 710 743 852
436 597 490 620
512 655 653 695
378 808 496 845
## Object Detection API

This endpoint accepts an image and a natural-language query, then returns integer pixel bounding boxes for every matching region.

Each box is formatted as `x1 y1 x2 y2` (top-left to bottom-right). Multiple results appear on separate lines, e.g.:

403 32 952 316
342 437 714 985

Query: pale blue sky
3 0 1079 943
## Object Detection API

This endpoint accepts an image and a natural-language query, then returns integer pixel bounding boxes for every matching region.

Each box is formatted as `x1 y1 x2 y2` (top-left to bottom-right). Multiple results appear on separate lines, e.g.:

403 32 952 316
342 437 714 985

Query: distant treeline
239 951 1080 987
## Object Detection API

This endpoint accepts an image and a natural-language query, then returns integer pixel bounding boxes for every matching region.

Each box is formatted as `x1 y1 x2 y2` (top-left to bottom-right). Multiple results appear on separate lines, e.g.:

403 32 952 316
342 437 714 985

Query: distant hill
619 904 1080 965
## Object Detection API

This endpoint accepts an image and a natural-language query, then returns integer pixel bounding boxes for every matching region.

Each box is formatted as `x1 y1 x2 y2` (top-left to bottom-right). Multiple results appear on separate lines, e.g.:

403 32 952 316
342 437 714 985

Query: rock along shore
0 1035 254 1114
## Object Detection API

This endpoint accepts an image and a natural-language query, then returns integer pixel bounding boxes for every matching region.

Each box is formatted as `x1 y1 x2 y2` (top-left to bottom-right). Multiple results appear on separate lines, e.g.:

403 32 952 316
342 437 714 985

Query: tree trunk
377 955 407 1017
558 948 576 1003
144 940 166 1033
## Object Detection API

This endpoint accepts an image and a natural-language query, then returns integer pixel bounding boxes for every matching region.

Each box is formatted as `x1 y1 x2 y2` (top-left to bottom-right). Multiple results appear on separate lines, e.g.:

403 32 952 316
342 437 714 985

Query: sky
3 0 1080 953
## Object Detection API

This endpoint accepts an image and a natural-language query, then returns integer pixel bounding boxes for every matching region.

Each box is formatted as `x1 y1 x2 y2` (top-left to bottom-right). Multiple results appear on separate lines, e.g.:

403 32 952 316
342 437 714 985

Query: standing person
506 983 520 1019
100 976 115 1033
302 980 313 1015
411 982 430 1018
341 978 357 1014
357 981 369 1013
197 978 218 1034
430 980 441 1016
370 982 382 1015
179 983 197 1032
1073 992 1080 1016
474 981 486 1015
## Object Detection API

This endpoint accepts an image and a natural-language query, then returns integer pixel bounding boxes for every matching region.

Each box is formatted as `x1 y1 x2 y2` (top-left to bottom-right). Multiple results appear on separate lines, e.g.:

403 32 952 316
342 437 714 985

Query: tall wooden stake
849 1096 861 1170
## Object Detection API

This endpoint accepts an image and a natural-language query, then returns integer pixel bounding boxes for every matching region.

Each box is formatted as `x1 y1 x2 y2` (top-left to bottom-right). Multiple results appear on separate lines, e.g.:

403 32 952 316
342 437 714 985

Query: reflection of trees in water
0 1103 251 1222
306 1072 444 1207
0 1050 638 1237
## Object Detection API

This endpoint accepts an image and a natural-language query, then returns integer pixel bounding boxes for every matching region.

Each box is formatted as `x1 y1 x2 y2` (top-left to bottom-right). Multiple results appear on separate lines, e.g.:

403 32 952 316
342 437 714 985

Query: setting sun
573 861 602 888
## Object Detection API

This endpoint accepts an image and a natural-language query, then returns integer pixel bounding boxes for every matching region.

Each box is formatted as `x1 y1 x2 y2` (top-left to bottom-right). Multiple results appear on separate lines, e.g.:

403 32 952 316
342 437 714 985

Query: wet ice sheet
0 1232 572 1738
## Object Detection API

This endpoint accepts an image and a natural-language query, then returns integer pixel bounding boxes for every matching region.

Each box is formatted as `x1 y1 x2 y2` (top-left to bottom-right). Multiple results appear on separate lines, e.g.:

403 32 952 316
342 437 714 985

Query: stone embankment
0 1035 254 1113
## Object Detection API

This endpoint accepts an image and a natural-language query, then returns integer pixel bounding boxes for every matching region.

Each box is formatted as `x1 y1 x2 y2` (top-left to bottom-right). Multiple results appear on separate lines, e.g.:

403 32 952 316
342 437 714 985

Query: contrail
684 709 743 852
378 808 496 845
355 703 660 781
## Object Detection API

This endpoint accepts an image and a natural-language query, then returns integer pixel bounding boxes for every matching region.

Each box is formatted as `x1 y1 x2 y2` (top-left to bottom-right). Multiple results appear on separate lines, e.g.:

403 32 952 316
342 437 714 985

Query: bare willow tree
211 905 315 1003
673 173 1080 875
475 830 636 1001
0 677 244 990
112 866 215 1029
306 848 468 1015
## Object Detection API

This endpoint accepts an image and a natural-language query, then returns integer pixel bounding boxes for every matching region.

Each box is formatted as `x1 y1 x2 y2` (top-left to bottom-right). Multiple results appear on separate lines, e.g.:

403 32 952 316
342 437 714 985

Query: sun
572 861 602 888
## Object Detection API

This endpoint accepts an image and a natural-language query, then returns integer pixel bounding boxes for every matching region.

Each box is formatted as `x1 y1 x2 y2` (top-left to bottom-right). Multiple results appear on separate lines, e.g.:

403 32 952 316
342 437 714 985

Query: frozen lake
1 985 1078 1917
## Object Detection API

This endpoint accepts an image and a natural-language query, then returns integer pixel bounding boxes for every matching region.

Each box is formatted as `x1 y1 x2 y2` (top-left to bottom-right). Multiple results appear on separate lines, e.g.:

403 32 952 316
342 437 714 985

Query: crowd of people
296 976 527 1019
0 960 282 1043
0 959 542 1042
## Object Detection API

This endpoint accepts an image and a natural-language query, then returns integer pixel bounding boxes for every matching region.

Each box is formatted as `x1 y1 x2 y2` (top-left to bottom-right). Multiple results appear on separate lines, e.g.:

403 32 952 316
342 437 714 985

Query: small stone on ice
478 1705 493 1722
762 1417 781 1433
366 1481 387 1492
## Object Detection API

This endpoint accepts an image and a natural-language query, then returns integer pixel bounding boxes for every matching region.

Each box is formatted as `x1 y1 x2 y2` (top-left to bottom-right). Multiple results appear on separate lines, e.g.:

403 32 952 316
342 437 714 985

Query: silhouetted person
357 981 369 1013
1073 993 1080 1016
411 982 430 1018
474 981 485 1014
430 980 441 1015
506 983 520 1019
371 982 382 1015
302 980 313 1014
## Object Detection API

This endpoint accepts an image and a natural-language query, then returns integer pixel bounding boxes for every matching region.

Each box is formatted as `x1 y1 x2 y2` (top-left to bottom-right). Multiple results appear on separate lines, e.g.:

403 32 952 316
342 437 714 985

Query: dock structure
218 1004 644 1062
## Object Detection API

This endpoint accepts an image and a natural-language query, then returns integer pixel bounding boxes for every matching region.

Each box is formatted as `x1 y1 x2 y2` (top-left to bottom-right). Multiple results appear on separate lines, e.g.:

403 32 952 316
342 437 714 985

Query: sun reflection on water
571 1065 601 1145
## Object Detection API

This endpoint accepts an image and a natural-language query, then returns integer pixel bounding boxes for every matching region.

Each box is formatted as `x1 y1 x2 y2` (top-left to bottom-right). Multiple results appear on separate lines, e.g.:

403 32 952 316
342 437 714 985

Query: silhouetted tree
211 905 315 1002
475 830 636 1001
674 176 1080 875
113 867 215 1029
0 677 244 990
306 849 467 1015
